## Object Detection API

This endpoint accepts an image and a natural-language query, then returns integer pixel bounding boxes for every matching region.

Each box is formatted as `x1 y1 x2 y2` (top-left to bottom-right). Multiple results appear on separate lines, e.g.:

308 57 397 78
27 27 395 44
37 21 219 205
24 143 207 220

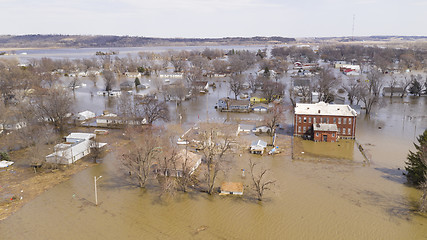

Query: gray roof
251 140 267 148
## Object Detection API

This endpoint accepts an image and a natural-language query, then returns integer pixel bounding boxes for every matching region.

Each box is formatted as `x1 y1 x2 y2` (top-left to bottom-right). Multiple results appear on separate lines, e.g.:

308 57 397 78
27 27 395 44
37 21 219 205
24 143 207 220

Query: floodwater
1 49 427 239
1 86 427 239
0 44 277 62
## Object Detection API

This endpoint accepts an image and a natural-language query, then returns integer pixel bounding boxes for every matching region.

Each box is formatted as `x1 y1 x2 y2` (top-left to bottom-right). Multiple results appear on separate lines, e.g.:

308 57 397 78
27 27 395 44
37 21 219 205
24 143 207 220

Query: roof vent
337 108 340 110
318 110 321 114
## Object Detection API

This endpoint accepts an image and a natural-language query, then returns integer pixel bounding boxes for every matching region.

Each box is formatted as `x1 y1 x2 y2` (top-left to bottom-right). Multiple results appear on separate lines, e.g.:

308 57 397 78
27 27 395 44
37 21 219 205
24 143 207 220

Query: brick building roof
295 102 357 117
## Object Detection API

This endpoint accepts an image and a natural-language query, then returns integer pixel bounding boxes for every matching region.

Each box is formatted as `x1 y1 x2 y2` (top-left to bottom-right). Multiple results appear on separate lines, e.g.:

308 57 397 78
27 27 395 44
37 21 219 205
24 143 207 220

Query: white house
252 125 272 133
96 114 147 128
77 110 96 121
250 140 268 154
45 133 105 164
159 73 183 78
125 72 142 78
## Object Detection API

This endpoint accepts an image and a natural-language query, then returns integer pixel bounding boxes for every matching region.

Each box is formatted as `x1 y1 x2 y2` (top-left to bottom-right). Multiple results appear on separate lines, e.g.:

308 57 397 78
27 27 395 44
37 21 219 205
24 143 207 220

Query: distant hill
306 35 427 43
0 35 296 48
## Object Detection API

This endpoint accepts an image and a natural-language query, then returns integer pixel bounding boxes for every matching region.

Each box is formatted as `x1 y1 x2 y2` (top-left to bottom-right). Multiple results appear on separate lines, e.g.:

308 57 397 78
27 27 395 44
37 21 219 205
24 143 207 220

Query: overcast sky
1 0 426 38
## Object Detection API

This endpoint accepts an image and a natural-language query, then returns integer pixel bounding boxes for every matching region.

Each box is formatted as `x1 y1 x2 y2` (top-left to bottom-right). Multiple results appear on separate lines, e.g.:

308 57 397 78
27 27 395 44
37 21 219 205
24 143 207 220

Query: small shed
77 110 95 121
250 140 268 154
220 182 244 195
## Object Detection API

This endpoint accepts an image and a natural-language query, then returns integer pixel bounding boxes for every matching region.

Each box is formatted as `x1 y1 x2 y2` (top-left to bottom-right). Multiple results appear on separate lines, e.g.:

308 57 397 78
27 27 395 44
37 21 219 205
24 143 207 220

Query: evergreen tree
134 77 141 87
405 129 427 186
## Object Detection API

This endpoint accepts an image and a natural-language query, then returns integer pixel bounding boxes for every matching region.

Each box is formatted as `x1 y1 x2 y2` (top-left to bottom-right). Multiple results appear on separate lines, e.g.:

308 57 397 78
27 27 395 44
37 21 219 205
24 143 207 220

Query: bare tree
137 96 170 124
184 67 203 88
197 125 233 195
88 72 97 86
315 68 338 103
248 159 276 201
33 87 73 132
169 51 187 72
262 79 285 103
212 59 229 74
387 75 399 98
70 76 80 92
102 70 116 91
343 77 360 105
263 104 285 137
229 73 245 99
366 69 383 97
359 81 378 115
121 128 162 188
248 74 258 93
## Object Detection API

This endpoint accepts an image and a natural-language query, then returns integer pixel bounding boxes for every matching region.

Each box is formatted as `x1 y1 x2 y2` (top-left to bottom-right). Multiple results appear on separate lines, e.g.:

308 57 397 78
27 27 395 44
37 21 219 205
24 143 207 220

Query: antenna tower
352 14 355 41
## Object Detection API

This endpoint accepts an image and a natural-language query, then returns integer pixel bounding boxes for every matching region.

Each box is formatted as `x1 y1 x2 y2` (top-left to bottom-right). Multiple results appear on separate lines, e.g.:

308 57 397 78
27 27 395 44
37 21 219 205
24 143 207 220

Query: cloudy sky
1 0 426 38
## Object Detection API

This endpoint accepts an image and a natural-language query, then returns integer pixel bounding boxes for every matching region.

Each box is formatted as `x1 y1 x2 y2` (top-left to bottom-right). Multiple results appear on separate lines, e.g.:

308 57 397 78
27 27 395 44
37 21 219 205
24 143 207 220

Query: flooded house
77 110 95 121
193 81 209 93
252 125 271 134
294 102 357 142
382 87 406 97
251 103 269 112
250 140 268 154
217 98 251 112
120 81 134 90
220 182 244 195
96 113 147 128
45 133 106 164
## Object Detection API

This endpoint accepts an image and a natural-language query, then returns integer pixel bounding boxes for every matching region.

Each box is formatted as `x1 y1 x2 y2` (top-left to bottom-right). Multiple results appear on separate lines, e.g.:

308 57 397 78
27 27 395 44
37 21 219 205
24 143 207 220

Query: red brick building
294 102 357 142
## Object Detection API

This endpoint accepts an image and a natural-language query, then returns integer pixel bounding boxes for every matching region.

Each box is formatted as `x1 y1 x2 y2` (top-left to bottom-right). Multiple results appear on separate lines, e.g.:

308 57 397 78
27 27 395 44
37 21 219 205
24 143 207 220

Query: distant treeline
0 35 296 48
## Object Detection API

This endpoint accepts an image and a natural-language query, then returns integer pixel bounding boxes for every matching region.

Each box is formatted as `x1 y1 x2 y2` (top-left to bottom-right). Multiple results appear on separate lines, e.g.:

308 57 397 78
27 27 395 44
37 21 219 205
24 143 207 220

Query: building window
303 117 307 123
298 126 301 133
343 118 347 124
338 128 340 133
323 117 327 123
338 118 341 124
333 118 336 123
332 133 335 137
309 117 312 123
316 133 319 136
303 127 306 133
348 128 351 134
299 117 301 123
349 118 352 124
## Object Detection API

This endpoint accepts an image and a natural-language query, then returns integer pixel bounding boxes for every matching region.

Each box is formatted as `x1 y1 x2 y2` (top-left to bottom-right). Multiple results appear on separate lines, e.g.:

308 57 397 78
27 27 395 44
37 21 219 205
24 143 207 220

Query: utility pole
94 176 102 206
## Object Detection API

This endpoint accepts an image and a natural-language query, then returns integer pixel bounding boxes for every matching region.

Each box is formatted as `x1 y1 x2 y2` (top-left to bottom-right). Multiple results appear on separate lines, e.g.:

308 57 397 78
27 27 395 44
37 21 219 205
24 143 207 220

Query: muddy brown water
1 86 427 239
